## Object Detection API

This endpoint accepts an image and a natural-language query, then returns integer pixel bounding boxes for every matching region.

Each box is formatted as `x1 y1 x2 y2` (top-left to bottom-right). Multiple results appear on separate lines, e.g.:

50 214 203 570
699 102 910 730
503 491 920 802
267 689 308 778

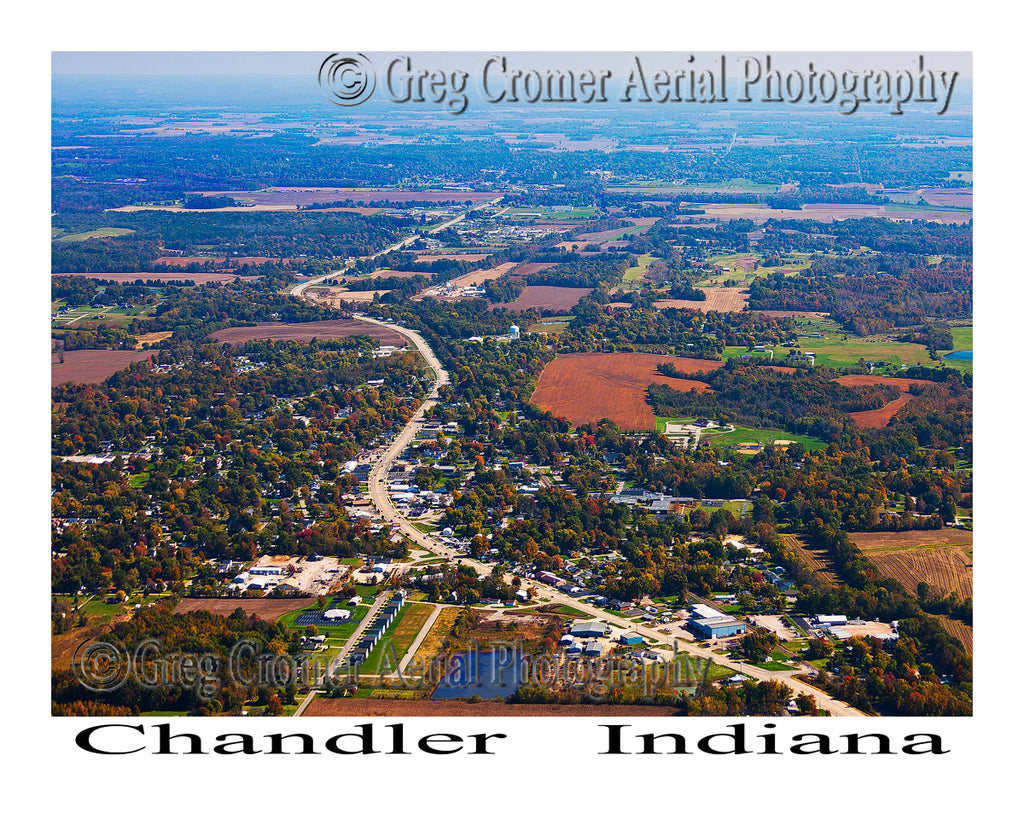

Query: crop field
171 597 312 621
511 262 558 277
450 261 517 287
654 286 749 313
936 616 973 655
55 271 258 285
850 530 973 600
781 534 840 585
531 352 724 430
52 349 155 387
133 331 172 348
834 375 935 428
414 253 490 262
52 227 135 242
489 285 592 312
209 319 405 346
196 187 498 206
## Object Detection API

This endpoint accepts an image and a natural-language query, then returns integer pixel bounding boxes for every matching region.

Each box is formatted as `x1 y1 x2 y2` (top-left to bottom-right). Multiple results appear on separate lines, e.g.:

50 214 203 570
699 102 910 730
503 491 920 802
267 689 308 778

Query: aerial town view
50 51 973 720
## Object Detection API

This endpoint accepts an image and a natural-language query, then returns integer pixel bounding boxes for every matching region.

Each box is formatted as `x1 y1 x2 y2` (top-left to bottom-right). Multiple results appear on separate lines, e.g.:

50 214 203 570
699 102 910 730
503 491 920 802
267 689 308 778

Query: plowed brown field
531 352 724 430
654 287 749 313
835 375 934 428
52 350 155 387
172 598 311 621
209 320 405 346
489 286 592 312
851 530 973 600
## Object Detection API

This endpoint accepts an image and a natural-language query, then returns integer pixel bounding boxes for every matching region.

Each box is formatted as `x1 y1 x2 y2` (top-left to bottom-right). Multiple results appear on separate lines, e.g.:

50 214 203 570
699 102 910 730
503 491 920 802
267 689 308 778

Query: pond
430 647 525 700
943 350 973 361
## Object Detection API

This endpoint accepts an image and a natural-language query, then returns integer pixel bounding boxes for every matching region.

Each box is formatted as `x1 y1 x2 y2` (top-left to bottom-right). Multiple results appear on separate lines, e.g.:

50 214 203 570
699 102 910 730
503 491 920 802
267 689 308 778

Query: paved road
290 198 501 300
395 603 445 675
288 201 862 716
292 591 393 716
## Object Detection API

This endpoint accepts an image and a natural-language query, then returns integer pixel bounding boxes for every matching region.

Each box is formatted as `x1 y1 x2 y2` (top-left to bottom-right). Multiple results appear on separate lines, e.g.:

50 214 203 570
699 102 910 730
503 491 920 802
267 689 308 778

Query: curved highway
290 216 863 717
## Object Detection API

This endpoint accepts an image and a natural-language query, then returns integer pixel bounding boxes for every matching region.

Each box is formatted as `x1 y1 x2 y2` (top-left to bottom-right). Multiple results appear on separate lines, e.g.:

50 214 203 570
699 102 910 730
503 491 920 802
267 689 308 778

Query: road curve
289 206 863 717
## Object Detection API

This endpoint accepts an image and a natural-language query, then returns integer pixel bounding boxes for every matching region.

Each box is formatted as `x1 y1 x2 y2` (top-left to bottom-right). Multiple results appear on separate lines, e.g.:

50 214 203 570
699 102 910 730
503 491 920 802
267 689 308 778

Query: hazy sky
52 51 972 77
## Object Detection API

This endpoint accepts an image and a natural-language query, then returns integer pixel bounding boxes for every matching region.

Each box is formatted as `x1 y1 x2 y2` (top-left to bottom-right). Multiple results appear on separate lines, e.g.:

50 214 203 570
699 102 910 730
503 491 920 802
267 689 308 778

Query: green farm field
52 227 136 242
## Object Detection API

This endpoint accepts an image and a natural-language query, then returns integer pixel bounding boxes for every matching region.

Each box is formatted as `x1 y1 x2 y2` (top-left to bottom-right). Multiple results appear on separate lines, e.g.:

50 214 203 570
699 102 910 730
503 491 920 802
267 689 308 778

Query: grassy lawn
358 603 432 675
623 253 654 283
545 604 594 620
277 603 371 641
527 316 574 334
700 424 827 452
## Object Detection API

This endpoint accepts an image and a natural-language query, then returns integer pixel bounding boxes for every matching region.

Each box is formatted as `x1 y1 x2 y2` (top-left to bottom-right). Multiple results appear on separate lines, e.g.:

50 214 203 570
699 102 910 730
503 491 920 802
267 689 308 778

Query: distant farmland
52 349 154 387
209 319 405 346
655 286 749 313
531 352 723 430
490 285 592 312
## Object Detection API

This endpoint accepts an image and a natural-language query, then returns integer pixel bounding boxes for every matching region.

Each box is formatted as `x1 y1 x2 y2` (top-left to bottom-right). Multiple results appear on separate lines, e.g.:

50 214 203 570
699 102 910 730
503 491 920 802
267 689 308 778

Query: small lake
430 648 524 700
943 350 973 361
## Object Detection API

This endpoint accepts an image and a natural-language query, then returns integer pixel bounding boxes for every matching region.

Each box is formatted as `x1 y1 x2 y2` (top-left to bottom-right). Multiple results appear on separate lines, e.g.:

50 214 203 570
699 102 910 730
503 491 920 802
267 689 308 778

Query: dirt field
302 699 683 717
52 349 155 387
54 271 258 285
850 530 973 600
781 534 840 585
209 319 405 346
936 616 973 655
654 287 750 313
513 262 559 277
489 285 593 312
450 261 517 287
197 187 498 206
414 253 490 262
835 375 935 428
171 597 311 621
133 331 173 349
530 352 724 430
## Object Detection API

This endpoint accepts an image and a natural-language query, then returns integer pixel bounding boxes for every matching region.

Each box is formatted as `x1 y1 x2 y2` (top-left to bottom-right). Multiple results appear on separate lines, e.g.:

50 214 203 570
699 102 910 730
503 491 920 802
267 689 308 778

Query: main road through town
291 212 864 717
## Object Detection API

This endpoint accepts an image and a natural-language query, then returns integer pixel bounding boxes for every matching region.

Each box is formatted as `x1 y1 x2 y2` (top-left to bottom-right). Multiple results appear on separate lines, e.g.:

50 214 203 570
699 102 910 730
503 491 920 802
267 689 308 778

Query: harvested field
489 285 592 312
781 534 840 585
936 616 973 655
414 253 490 262
850 530 973 601
172 597 311 621
753 310 831 318
197 187 497 206
513 262 559 277
450 261 517 287
151 255 288 267
531 352 723 430
209 319 405 346
133 331 172 349
52 349 154 387
54 271 257 285
302 699 683 717
572 220 656 244
835 375 934 428
654 287 750 313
